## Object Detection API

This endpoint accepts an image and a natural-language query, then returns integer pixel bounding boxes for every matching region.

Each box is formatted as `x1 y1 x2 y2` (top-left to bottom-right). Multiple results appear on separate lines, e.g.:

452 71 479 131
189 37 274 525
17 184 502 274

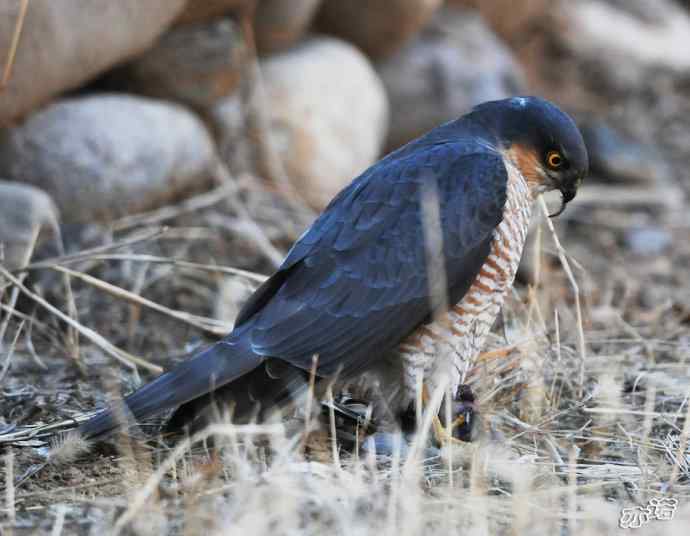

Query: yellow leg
422 385 471 447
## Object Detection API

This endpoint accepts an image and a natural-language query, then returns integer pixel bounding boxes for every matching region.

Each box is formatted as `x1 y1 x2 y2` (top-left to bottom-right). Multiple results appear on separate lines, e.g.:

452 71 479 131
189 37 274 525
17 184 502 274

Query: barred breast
395 160 535 405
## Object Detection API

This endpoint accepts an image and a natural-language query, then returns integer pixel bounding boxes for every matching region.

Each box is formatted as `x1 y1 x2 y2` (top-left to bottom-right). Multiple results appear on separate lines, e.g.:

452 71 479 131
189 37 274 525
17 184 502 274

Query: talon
421 383 478 446
447 384 478 442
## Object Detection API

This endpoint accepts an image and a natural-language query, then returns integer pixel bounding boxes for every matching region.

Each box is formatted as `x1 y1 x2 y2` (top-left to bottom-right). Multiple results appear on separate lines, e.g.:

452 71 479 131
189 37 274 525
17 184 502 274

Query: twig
24 313 48 369
0 413 95 445
15 227 169 275
4 450 15 525
75 254 267 283
404 380 447 468
0 276 24 347
567 446 577 535
669 388 690 487
50 265 233 336
582 407 681 418
301 354 319 452
326 385 341 470
0 0 29 90
538 196 587 398
0 303 52 335
212 160 285 267
111 182 239 231
0 319 24 384
420 180 449 318
236 5 316 226
0 265 161 373
51 504 67 536
638 383 657 497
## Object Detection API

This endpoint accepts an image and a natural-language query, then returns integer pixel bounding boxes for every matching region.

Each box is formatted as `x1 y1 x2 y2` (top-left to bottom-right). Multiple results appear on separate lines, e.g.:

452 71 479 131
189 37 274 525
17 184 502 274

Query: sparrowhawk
79 96 588 441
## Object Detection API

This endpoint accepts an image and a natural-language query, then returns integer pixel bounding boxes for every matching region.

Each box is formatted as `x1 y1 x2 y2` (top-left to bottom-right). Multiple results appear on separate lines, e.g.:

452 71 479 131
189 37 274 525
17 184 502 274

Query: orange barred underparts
397 157 535 404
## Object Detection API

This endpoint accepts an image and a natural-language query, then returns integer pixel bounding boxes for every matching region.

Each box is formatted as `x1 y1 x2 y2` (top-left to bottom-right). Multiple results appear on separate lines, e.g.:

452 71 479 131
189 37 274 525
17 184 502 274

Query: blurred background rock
0 0 689 321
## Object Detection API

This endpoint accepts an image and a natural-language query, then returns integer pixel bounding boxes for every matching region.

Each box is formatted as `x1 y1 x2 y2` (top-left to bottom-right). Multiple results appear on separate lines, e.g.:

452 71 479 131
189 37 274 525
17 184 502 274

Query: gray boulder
0 95 216 223
259 37 389 209
213 37 389 209
0 181 59 270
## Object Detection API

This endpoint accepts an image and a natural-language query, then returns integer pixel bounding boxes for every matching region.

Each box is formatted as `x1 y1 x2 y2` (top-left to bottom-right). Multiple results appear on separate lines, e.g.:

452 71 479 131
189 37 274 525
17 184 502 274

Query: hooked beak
549 185 577 218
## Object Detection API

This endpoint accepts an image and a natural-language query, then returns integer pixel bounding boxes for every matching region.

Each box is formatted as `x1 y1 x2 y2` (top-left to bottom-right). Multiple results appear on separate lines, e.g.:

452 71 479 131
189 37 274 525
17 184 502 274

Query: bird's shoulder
281 137 508 269
233 136 509 334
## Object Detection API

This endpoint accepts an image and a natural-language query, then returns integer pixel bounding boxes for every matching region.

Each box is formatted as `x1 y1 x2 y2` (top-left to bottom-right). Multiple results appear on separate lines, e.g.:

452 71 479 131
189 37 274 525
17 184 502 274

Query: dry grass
0 169 688 535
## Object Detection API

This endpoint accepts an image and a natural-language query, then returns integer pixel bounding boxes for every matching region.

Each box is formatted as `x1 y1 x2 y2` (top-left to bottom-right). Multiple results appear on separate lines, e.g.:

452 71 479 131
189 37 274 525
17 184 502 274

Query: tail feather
78 339 262 439
165 358 311 432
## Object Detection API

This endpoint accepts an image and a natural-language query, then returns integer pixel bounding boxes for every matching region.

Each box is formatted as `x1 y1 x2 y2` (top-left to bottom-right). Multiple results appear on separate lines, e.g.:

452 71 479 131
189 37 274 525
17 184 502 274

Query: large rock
113 18 247 108
316 0 442 59
213 37 389 209
0 0 187 125
0 181 59 270
254 0 322 55
0 95 216 223
377 7 525 150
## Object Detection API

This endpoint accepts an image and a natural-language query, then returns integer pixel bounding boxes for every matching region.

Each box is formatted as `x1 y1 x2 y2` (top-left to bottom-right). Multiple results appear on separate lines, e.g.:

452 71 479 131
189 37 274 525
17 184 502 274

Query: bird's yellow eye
546 151 563 169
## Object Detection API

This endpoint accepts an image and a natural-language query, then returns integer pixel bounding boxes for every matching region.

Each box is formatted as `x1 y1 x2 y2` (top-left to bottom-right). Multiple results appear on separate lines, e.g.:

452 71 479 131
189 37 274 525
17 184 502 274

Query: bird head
471 96 589 217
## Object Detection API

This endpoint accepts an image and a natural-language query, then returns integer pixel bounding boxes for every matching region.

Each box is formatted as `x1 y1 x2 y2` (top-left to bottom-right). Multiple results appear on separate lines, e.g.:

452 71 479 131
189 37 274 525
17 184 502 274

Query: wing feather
233 136 508 377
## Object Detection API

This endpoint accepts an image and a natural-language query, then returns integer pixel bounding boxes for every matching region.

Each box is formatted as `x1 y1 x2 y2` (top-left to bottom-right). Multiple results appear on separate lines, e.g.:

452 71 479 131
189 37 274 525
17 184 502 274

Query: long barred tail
78 339 263 439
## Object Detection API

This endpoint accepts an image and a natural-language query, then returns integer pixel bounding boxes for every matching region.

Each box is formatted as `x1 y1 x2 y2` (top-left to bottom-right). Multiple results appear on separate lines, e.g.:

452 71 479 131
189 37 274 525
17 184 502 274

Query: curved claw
421 383 478 446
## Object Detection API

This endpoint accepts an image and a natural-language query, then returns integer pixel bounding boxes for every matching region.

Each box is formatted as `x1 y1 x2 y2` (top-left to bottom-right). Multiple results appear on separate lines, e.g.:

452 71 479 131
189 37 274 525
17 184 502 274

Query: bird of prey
79 96 588 441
